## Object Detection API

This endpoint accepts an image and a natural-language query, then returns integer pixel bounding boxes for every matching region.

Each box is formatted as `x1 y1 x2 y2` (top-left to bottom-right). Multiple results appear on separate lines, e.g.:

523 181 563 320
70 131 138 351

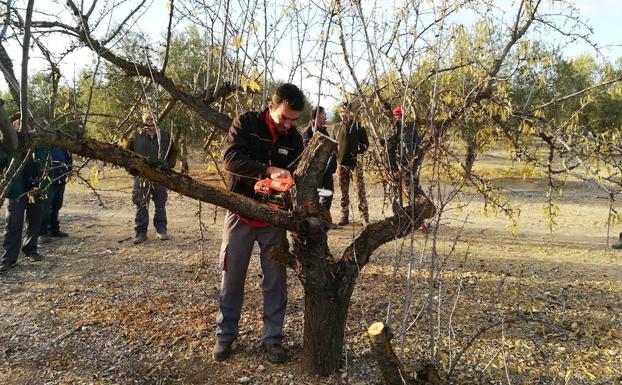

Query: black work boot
132 232 147 245
26 252 43 262
263 342 288 364
38 234 51 245
49 229 69 238
0 260 17 273
212 340 234 362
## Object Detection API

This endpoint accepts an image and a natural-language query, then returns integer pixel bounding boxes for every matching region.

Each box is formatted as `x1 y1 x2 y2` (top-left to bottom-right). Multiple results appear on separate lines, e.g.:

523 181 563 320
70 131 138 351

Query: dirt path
0 159 620 385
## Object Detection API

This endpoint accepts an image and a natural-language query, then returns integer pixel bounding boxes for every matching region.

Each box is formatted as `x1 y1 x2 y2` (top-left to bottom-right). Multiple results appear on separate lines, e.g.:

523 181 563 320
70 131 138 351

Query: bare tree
1 0 620 382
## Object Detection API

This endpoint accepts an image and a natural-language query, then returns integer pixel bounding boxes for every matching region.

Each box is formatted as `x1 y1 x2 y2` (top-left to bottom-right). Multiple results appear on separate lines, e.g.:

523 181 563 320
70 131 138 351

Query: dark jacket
0 147 49 199
335 119 368 167
302 124 337 175
0 154 25 199
49 148 73 183
223 109 304 199
385 121 422 171
128 128 177 168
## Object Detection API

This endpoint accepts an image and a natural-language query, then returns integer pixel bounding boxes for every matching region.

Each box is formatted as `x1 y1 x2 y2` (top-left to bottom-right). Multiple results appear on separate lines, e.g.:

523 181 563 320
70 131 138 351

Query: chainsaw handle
266 166 292 180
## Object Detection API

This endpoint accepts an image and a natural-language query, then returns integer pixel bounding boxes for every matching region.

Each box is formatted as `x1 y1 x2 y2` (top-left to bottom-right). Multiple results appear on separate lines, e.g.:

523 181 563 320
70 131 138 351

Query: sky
0 0 620 103
542 0 622 59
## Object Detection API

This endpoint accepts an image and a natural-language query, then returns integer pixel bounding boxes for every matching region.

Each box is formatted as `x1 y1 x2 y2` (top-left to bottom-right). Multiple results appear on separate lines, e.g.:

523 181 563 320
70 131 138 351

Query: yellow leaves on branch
521 164 535 180
90 164 100 189
534 109 546 119
231 36 243 49
240 76 261 93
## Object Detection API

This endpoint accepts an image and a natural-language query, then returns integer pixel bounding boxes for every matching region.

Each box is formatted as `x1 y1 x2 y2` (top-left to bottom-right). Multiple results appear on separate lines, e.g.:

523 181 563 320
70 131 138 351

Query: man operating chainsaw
213 83 305 364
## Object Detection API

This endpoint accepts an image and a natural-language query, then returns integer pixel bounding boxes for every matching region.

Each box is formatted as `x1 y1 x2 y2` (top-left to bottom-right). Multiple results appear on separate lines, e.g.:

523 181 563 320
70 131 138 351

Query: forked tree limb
342 194 436 267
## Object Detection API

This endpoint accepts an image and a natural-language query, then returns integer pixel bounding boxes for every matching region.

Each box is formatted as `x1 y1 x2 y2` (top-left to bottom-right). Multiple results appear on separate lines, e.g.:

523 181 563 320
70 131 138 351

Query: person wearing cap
384 105 424 206
127 110 177 244
302 106 337 212
335 101 369 226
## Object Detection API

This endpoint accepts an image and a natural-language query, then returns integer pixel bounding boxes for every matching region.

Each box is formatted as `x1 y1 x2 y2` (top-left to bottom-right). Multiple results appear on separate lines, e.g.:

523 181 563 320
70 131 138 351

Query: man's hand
266 166 292 180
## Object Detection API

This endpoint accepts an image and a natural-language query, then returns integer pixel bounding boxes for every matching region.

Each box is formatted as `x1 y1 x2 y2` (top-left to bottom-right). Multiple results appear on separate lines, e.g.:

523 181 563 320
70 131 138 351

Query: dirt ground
0 151 621 385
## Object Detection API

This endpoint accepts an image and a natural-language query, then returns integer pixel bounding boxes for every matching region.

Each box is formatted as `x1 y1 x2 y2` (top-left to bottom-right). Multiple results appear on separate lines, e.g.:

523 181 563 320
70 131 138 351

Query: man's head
340 101 354 122
268 83 306 135
10 112 32 132
10 113 21 132
311 106 326 128
382 102 393 118
142 110 157 132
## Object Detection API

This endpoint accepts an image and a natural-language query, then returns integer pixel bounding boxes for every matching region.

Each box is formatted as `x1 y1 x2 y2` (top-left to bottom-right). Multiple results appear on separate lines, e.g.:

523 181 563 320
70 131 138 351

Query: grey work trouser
132 177 167 234
216 211 288 344
1 195 43 264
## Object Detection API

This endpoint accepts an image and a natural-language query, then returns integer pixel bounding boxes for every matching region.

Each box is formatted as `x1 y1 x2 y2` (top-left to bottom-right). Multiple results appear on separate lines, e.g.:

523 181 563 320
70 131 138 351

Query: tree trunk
301 290 350 375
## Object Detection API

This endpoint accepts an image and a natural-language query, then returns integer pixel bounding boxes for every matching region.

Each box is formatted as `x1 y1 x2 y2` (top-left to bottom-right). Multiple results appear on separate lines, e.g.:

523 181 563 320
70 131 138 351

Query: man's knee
132 190 148 206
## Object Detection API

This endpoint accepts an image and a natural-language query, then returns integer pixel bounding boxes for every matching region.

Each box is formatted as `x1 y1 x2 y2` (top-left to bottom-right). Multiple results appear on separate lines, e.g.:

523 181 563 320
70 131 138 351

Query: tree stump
368 322 414 385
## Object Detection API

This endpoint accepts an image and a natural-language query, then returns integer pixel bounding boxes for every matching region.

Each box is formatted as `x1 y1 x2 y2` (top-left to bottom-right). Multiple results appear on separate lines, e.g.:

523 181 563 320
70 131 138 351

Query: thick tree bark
302 290 350 375
292 133 348 374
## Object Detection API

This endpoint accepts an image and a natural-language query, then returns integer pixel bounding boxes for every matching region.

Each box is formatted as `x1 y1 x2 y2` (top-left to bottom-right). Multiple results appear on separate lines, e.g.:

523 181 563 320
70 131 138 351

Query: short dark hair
272 83 306 111
311 106 325 118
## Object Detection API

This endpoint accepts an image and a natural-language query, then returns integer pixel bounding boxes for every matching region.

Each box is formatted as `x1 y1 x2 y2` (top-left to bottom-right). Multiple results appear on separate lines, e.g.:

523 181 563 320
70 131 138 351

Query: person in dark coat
384 106 425 205
212 83 305 364
0 116 48 273
335 102 369 226
128 110 177 244
302 106 337 211
39 148 72 242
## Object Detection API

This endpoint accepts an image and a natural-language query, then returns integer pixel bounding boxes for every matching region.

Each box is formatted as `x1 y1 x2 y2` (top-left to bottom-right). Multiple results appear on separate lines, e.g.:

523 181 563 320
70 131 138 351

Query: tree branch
25 129 304 232
61 1 232 133
341 193 435 267
160 0 174 75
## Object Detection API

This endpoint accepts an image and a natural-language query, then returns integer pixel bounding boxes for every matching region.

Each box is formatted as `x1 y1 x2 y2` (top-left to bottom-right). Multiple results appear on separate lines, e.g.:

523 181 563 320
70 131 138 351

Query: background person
127 110 177 244
385 106 424 205
335 101 369 226
39 148 72 242
0 115 49 272
302 105 337 212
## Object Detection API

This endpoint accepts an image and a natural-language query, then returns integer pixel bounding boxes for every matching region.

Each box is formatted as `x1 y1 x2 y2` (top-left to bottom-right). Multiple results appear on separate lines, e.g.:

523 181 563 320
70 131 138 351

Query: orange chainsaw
253 177 334 210
254 177 294 210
